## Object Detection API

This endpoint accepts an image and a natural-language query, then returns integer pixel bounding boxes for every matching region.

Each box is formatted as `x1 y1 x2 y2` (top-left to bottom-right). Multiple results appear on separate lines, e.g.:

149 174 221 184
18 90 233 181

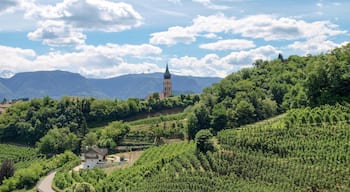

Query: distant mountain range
0 70 221 100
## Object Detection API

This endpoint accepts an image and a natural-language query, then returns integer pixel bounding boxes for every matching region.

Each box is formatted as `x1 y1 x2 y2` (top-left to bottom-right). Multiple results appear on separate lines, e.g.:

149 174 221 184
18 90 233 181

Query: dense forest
0 43 349 191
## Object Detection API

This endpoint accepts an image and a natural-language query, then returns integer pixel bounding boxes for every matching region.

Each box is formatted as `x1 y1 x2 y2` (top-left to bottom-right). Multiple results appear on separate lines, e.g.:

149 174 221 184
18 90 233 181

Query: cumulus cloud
150 14 233 46
223 45 279 65
77 44 162 58
233 15 345 41
26 0 143 46
199 39 256 51
28 20 86 46
0 43 279 78
288 36 340 55
169 45 279 77
0 43 162 78
150 14 346 46
150 26 196 46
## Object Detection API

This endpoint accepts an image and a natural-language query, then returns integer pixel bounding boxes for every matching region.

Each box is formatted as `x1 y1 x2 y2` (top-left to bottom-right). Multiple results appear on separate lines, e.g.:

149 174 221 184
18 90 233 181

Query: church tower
163 64 172 97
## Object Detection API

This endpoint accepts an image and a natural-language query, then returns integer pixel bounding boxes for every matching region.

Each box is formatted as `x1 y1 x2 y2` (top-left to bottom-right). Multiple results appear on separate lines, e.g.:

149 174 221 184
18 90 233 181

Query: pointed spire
164 63 171 79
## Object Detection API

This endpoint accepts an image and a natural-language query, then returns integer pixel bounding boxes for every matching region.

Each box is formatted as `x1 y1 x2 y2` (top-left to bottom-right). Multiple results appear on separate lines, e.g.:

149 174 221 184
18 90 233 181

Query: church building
163 64 172 98
147 64 172 99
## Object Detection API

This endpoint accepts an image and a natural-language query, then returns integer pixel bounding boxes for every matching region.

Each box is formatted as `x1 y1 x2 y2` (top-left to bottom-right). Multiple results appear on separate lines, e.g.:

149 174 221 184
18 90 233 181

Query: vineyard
217 105 350 191
51 104 350 191
53 142 194 191
0 144 43 168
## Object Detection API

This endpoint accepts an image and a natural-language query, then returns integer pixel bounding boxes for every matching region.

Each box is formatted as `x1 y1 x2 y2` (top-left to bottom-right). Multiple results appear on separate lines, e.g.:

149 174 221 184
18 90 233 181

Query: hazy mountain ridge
0 71 221 100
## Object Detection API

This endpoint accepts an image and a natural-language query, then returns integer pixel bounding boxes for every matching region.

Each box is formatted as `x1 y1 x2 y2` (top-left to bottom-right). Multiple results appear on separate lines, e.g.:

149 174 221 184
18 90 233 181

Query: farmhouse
81 146 108 169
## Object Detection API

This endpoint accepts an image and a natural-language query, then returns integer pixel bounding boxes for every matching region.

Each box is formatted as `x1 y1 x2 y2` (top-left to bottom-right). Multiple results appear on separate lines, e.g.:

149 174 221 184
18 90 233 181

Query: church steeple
164 63 171 79
163 63 172 97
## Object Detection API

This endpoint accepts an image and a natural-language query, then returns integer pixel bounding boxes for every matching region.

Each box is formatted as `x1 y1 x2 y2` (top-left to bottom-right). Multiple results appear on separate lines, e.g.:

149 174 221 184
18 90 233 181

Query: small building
81 146 108 169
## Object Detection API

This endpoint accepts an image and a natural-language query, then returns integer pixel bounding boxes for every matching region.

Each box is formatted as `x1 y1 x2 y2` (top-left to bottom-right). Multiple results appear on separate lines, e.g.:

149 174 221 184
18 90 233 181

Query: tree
195 129 214 153
234 99 255 126
36 128 79 155
98 121 130 149
187 113 199 140
81 132 98 148
0 160 15 184
210 103 227 133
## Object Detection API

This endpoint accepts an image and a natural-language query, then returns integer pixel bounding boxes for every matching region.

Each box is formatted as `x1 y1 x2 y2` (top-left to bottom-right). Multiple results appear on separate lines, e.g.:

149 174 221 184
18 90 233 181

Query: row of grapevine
216 105 350 191
0 144 42 165
53 142 195 191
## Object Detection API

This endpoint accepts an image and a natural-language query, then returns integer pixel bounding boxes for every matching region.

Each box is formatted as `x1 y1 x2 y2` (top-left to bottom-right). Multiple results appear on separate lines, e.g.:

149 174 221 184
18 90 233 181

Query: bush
195 129 214 153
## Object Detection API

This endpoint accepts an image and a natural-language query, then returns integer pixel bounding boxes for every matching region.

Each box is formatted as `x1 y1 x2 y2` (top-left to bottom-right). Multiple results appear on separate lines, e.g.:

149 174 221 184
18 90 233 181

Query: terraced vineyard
0 144 43 167
54 105 350 192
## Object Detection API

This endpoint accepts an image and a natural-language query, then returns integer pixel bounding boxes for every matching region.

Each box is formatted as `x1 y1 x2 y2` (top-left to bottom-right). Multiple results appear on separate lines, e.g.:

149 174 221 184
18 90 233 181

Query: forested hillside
187 43 350 139
0 94 199 148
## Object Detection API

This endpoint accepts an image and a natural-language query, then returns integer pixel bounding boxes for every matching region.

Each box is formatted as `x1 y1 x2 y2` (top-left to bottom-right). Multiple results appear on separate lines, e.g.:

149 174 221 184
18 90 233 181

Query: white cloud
223 45 279 65
288 36 340 55
169 45 279 77
25 0 143 46
150 26 196 46
0 43 162 78
150 14 234 46
77 44 162 58
232 15 346 41
28 20 86 46
199 39 256 51
0 43 278 78
150 14 346 46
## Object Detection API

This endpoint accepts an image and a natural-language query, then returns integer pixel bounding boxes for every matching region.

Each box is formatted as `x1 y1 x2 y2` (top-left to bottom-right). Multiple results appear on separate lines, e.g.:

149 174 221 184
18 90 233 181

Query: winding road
37 171 56 192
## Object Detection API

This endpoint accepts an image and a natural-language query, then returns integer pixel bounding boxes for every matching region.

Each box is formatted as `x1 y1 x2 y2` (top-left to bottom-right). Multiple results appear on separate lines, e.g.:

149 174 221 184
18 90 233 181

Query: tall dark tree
195 129 214 153
0 160 15 184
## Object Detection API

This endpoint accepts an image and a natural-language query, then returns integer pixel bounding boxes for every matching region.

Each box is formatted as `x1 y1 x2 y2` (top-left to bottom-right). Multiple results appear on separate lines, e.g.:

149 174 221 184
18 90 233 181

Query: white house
81 146 108 169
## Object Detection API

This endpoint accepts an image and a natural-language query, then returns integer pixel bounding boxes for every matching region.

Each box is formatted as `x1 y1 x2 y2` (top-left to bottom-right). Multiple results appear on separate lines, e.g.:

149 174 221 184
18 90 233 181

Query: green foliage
0 151 79 192
81 132 98 148
0 94 197 145
36 128 79 155
217 105 350 191
188 43 350 138
0 97 88 144
0 144 39 164
195 129 214 153
98 121 130 149
71 182 96 192
186 104 210 140
55 142 194 191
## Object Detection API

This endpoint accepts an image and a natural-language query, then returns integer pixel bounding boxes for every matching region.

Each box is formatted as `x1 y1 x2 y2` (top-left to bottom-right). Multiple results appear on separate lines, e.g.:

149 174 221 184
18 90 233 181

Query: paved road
37 171 56 192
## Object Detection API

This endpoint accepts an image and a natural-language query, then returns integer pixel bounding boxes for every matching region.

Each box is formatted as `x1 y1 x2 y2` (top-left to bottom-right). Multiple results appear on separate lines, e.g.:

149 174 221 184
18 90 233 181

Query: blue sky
0 0 348 78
